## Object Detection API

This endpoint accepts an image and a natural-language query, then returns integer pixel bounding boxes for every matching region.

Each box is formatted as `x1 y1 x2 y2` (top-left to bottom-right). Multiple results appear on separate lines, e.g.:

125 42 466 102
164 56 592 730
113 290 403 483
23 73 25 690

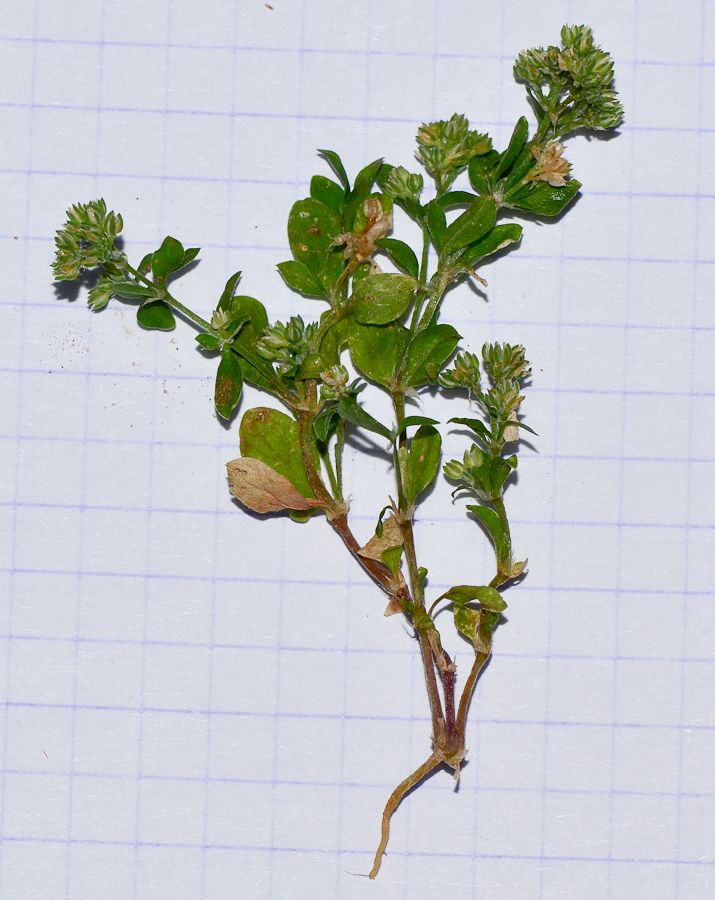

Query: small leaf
182 247 200 266
137 300 175 330
358 515 403 560
352 273 415 326
426 201 447 251
277 260 327 298
506 178 581 216
310 174 345 210
196 333 220 351
435 191 476 209
313 404 340 449
466 504 504 556
318 316 349 367
449 417 492 442
461 223 523 269
344 158 384 227
402 324 460 387
137 252 154 274
214 347 243 419
394 416 439 438
287 198 343 290
404 425 441 505
468 149 500 195
318 149 350 193
442 197 497 257
381 545 403 578
440 584 506 612
454 605 485 651
348 320 410 388
217 271 242 313
374 238 420 280
240 407 319 500
337 398 392 441
152 236 185 280
495 116 529 178
226 457 322 513
113 282 154 300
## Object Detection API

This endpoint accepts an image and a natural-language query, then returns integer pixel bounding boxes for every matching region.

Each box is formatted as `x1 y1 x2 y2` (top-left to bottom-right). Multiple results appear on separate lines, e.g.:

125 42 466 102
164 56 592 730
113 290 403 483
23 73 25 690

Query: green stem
126 265 212 331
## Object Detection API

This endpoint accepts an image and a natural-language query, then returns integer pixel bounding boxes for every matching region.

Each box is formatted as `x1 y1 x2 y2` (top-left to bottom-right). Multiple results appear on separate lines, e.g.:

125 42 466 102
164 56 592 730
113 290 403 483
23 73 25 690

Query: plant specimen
52 26 622 877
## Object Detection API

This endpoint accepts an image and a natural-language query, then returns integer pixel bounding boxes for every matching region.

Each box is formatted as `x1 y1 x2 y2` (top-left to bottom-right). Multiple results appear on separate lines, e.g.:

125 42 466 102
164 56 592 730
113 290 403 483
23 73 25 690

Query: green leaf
440 584 507 612
442 197 497 257
506 178 581 216
461 223 523 268
277 260 327 298
227 296 275 390
337 398 392 441
435 191 476 209
217 271 242 313
394 416 439 438
468 149 500 195
240 407 318 499
404 425 441 505
137 300 175 330
374 238 419 280
348 320 410 388
287 198 343 290
196 333 220 351
381 545 403 578
454 605 482 648
318 149 350 193
345 158 383 227
313 404 340 449
310 174 345 210
318 316 349 367
113 282 154 300
495 116 529 178
152 235 185 280
182 247 200 266
214 347 243 419
402 324 460 387
449 417 492 442
466 504 504 556
426 201 447 251
137 252 154 274
352 273 415 326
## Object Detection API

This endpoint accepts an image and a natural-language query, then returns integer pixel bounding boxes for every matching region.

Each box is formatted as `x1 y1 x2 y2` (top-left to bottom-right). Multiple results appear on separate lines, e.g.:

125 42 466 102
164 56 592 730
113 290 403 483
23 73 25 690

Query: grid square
204 780 274 848
611 794 680 861
208 712 276 782
67 844 136 900
140 709 208 778
613 725 682 794
543 792 612 860
475 789 543 857
72 708 141 776
547 658 616 725
0 842 68 900
609 861 677 900
615 659 684 727
3 772 70 839
274 714 342 784
683 661 715 727
167 47 234 114
75 640 144 709
546 725 613 793
4 704 73 774
135 846 203 900
137 778 206 845
142 644 211 710
70 774 138 842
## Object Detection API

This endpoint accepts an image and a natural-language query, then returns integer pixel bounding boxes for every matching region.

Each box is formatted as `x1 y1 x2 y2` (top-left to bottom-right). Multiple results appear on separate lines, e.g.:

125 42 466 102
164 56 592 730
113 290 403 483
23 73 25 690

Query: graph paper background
1 0 714 897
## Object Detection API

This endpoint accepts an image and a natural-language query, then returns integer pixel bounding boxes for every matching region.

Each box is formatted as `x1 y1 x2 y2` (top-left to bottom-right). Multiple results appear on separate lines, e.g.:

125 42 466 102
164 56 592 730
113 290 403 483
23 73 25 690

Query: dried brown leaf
226 457 322 514
358 515 403 560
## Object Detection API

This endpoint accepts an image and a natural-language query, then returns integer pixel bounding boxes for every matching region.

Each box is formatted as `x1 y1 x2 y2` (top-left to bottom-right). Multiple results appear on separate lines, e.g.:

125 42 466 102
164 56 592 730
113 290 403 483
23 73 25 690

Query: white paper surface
1 1 714 898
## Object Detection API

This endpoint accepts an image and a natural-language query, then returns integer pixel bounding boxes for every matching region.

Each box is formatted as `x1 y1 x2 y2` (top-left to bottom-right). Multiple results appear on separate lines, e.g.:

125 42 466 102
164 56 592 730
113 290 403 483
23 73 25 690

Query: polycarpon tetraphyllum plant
52 25 622 878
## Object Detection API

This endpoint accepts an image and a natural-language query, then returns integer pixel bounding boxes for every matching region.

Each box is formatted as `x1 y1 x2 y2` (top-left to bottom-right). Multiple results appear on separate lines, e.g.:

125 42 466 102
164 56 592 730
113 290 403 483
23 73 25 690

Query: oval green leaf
402 324 461 387
214 347 243 420
239 407 318 500
348 319 410 387
352 273 415 326
277 260 327 298
136 299 175 330
374 238 420 280
404 424 441 505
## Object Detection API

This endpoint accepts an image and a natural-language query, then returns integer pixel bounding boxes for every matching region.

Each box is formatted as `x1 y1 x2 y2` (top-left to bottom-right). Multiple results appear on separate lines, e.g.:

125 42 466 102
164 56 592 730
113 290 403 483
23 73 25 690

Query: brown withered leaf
226 457 322 514
358 515 403 560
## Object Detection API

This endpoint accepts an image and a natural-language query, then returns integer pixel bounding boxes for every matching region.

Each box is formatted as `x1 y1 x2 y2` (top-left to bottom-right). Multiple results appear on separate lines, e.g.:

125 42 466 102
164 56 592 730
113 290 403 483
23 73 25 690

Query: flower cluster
416 114 492 191
52 199 126 281
513 24 624 140
255 316 317 378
